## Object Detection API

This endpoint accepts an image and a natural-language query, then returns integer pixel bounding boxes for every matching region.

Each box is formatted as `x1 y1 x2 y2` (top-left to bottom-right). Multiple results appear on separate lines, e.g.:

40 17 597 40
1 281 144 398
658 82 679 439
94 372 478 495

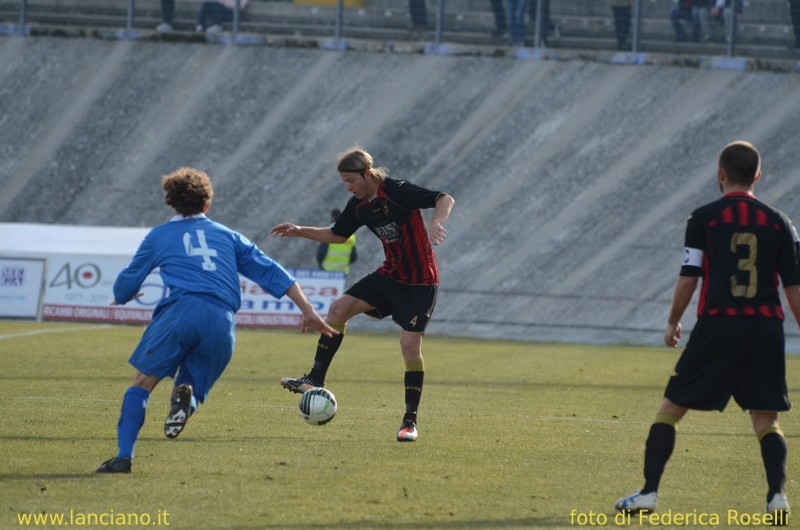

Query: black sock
760 431 788 501
642 422 676 494
308 323 345 384
404 370 424 423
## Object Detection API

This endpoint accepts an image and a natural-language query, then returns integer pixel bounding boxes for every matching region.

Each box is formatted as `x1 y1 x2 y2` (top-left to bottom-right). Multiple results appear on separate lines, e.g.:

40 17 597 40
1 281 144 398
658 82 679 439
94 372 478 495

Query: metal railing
6 0 788 61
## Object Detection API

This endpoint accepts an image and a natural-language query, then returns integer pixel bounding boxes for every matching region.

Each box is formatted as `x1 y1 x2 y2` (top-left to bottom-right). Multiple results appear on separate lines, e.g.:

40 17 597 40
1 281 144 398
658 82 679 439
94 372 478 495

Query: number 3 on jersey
184 230 218 271
730 232 757 299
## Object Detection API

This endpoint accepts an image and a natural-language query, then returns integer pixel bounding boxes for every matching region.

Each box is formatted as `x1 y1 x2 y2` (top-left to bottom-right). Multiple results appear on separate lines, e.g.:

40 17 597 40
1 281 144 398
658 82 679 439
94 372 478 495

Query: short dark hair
162 167 214 217
719 141 760 187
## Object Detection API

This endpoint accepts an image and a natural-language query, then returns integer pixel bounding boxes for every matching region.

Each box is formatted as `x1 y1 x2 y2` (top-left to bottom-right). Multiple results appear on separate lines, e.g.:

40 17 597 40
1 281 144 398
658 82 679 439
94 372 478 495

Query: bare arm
664 275 698 348
784 285 800 331
428 194 455 246
283 282 338 337
270 224 348 244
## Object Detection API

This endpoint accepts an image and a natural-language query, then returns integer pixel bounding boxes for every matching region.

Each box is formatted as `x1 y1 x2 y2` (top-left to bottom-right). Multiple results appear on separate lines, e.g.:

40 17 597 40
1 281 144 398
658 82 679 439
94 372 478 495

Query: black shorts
346 272 438 332
664 316 790 412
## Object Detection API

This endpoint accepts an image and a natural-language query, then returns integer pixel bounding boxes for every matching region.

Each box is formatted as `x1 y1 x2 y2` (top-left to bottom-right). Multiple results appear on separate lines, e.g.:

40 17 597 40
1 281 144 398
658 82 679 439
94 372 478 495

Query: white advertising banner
40 256 343 328
41 256 162 324
0 257 46 318
235 269 343 328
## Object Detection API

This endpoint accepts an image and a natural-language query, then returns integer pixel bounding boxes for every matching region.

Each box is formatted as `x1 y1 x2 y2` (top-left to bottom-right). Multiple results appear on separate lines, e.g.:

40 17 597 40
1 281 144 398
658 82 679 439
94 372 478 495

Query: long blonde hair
337 146 389 182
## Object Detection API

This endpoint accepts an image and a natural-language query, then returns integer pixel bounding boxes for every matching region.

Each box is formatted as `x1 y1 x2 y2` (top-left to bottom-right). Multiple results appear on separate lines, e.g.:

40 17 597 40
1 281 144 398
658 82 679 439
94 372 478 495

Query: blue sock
116 386 150 458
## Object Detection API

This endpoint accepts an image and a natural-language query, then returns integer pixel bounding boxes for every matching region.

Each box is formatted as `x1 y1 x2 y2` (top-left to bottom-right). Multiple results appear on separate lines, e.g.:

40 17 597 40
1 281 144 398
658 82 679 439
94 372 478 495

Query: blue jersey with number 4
114 215 295 312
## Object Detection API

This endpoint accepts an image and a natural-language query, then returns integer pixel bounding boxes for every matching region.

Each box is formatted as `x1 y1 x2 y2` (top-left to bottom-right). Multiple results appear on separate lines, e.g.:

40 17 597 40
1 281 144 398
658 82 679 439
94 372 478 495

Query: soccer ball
298 387 337 426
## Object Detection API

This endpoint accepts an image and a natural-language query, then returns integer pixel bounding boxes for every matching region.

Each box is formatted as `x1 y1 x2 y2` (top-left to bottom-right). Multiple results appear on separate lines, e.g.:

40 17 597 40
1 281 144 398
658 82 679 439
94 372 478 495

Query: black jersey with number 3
332 177 443 286
680 192 800 319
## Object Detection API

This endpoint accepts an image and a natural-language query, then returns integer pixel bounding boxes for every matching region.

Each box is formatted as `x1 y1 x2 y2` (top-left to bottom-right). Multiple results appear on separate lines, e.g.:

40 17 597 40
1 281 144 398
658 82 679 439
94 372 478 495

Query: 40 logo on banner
47 260 166 306
49 262 102 289
42 257 166 324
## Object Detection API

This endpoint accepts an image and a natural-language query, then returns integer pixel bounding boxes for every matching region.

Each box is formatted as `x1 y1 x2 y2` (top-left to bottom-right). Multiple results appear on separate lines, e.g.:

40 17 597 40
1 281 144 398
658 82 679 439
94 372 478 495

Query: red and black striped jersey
680 192 800 319
332 177 443 286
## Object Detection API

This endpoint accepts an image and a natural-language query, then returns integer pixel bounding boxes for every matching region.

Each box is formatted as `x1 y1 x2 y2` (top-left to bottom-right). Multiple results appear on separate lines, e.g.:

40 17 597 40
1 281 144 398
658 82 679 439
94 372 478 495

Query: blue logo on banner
1 267 24 287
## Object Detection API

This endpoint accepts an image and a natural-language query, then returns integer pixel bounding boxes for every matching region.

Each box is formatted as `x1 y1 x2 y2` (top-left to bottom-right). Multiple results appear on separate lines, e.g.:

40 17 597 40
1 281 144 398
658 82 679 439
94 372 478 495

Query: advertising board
0 257 46 318
40 256 342 327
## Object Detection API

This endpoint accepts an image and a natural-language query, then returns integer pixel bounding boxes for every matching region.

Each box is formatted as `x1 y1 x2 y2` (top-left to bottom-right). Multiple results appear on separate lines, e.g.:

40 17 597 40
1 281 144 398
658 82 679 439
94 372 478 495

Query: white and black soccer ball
298 387 337 426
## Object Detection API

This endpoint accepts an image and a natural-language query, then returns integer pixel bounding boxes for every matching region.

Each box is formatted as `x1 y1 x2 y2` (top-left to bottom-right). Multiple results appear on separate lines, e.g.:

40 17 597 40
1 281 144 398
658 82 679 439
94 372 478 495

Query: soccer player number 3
184 230 218 271
730 232 758 299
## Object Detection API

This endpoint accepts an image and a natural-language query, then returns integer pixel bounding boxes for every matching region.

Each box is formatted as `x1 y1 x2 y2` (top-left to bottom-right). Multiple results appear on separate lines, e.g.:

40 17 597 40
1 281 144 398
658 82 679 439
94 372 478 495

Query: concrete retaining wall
2 35 800 348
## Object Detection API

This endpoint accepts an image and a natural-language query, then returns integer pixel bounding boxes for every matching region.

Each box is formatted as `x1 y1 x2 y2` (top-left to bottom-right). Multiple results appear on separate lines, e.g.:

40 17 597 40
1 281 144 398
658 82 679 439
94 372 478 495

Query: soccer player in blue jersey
615 142 800 523
96 167 336 473
271 146 455 442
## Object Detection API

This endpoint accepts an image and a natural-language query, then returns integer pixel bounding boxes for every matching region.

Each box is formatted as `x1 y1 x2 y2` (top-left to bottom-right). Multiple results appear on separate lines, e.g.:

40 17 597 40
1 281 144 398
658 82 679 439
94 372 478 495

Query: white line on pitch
0 325 112 341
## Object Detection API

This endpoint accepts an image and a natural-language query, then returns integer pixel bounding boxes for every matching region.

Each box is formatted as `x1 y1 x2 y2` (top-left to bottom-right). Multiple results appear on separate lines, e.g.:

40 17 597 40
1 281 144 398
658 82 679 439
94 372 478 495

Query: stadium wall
1 36 800 349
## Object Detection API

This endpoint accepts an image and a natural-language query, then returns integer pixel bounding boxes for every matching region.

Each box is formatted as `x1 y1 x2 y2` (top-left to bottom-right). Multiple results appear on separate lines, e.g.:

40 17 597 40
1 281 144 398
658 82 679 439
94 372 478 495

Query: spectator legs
408 0 428 30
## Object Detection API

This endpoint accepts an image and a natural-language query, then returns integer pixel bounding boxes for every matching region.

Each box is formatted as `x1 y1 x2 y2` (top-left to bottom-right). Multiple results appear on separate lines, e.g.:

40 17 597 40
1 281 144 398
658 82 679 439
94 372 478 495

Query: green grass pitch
1 320 799 529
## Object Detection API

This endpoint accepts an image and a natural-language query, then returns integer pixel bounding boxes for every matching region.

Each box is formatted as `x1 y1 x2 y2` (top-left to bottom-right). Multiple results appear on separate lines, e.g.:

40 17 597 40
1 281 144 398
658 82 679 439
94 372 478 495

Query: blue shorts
129 294 235 404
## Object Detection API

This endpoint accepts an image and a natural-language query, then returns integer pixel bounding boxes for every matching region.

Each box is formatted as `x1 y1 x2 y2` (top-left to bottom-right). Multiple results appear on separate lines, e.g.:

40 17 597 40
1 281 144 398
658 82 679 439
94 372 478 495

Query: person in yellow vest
317 209 357 274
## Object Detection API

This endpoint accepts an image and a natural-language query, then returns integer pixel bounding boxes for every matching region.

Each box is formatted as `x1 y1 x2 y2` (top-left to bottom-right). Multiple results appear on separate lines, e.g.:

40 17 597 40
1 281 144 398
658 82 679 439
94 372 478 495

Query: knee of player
328 296 363 321
399 333 423 358
751 411 781 437
326 299 348 321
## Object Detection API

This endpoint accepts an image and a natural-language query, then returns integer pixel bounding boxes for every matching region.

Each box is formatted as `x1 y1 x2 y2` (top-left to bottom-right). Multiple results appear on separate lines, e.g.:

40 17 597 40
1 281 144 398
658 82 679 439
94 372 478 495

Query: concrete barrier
1 35 799 350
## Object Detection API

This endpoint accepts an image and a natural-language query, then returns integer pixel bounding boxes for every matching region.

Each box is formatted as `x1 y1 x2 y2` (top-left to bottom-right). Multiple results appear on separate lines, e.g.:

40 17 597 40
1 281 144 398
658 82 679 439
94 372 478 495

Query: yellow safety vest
322 234 356 273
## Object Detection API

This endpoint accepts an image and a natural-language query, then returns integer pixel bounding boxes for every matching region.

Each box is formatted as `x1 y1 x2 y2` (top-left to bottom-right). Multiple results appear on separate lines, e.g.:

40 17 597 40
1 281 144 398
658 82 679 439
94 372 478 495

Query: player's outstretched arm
271 223 345 244
270 223 301 238
428 194 455 246
283 283 338 337
664 276 698 347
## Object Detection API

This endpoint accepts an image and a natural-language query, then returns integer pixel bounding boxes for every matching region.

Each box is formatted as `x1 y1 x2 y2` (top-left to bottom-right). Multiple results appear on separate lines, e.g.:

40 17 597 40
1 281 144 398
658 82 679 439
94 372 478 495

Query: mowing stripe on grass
0 394 751 434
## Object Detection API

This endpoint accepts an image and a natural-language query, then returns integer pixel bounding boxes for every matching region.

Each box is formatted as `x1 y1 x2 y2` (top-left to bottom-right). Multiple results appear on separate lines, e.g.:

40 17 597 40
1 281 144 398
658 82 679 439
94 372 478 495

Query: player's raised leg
281 295 371 393
164 305 232 438
164 383 195 439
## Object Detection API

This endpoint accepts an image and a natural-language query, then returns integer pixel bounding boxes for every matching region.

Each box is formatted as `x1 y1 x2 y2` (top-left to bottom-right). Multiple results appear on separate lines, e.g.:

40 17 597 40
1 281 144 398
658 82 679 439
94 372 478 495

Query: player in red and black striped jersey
271 146 455 442
616 141 800 521
682 191 800 320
